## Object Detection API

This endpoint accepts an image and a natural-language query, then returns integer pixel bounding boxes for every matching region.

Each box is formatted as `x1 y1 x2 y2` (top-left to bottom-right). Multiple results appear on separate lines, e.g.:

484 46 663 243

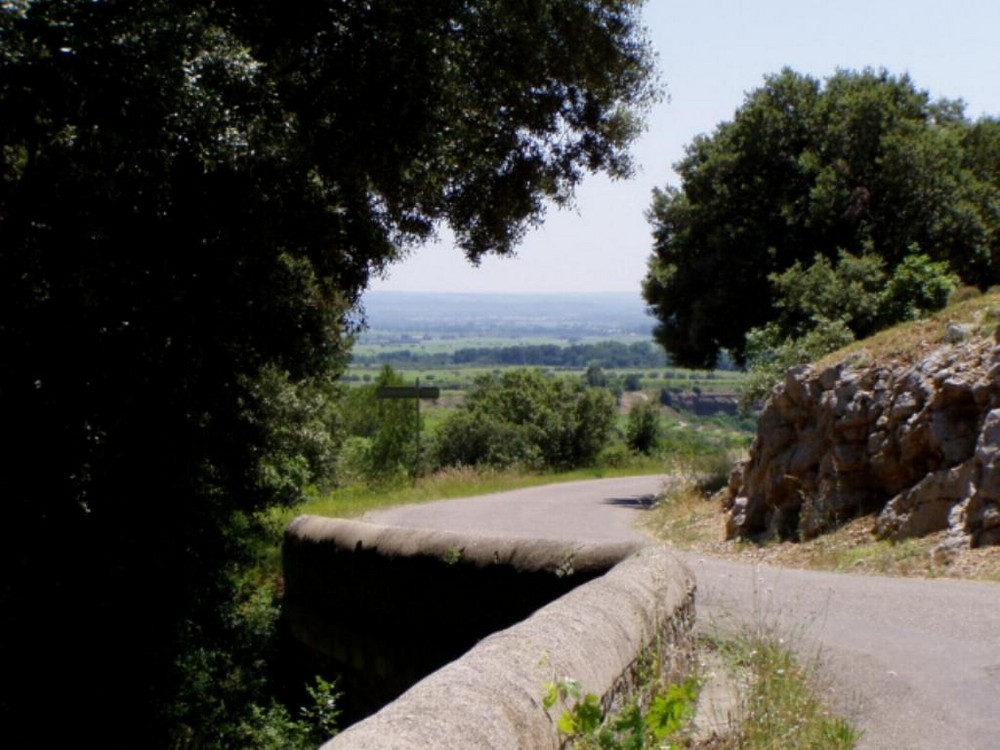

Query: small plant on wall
542 675 699 749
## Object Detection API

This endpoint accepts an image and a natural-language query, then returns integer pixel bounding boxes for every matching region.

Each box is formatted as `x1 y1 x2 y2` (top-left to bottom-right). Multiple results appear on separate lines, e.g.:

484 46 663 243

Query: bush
623 373 643 391
878 251 960 324
770 250 886 339
597 443 634 468
434 369 616 470
167 565 342 750
433 412 544 470
625 401 662 455
740 250 959 408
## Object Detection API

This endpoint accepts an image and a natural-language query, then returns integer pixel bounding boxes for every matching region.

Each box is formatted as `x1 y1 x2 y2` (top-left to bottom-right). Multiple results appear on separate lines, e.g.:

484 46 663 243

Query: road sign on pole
376 386 441 399
376 379 439 477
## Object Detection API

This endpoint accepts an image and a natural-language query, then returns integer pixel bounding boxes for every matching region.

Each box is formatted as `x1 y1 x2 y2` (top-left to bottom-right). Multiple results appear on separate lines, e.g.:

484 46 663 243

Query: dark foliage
0 1 655 745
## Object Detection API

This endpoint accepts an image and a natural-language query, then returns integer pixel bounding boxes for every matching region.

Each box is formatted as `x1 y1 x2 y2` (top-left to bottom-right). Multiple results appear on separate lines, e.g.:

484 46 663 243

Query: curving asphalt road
366 475 1000 750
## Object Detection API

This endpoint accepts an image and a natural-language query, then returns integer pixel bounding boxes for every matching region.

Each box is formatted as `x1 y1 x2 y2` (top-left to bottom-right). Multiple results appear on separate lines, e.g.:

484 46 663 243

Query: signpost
376 385 441 400
376 379 440 476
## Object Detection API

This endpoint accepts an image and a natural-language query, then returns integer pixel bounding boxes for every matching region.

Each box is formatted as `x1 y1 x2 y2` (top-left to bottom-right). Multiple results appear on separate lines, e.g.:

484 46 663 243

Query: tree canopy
0 1 655 745
642 68 1000 368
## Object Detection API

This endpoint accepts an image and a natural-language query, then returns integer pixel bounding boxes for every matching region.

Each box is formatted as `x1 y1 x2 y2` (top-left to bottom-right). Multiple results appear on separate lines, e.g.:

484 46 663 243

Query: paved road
367 475 1000 750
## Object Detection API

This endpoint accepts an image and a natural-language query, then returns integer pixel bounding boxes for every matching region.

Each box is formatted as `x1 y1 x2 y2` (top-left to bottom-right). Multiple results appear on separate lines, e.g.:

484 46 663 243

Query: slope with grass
726 290 1000 553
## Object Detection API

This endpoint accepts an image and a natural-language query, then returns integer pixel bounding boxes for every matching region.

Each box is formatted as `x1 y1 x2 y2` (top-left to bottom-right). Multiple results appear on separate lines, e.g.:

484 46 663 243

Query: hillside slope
725 292 1000 557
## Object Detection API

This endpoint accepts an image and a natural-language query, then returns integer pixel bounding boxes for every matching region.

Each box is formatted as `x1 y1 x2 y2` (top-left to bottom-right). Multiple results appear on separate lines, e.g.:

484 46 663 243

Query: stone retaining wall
283 517 695 749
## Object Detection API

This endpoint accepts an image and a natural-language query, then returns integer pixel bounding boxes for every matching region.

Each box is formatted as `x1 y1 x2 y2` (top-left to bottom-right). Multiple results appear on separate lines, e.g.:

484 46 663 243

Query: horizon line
364 289 644 295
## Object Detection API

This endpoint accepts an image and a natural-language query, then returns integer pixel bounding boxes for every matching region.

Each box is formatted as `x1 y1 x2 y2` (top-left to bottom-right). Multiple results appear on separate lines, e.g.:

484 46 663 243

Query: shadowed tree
0 1 656 745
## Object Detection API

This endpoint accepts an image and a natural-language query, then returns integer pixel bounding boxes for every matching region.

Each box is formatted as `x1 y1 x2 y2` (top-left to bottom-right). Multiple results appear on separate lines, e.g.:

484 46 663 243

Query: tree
434 369 616 470
0 2 656 745
342 365 422 482
625 400 661 455
585 364 610 387
643 68 1000 368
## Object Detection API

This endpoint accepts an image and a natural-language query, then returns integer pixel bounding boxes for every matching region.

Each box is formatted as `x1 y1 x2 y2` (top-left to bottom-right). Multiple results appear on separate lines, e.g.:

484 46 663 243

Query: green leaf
557 710 578 735
542 682 559 710
575 693 604 735
647 678 699 739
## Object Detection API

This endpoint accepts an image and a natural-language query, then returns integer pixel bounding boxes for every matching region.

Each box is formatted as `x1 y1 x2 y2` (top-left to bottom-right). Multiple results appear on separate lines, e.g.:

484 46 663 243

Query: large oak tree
0 2 655 745
643 68 1000 368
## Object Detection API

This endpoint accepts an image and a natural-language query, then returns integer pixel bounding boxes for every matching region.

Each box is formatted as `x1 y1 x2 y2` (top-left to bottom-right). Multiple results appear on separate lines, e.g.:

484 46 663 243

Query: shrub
740 319 855 409
623 373 643 391
740 251 958 408
625 401 662 455
434 369 616 470
433 412 544 470
878 251 960 325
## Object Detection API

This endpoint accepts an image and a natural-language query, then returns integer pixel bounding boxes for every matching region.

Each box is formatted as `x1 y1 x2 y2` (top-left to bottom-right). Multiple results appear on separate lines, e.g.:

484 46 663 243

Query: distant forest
351 340 667 368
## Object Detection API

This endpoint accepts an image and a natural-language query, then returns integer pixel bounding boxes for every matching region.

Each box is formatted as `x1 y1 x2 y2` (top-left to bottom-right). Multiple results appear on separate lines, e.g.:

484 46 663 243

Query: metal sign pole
376 381 440 479
415 378 421 476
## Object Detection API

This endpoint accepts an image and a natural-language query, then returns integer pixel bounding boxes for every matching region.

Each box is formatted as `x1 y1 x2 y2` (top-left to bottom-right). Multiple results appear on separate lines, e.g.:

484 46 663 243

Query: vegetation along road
367 475 1000 750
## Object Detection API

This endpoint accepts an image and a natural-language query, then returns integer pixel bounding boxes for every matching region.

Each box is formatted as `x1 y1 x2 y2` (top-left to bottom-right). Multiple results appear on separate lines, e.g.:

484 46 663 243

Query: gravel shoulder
366 475 1000 750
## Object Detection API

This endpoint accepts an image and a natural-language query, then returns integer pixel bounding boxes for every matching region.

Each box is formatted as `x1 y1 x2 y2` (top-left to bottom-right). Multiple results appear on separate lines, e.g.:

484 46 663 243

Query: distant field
352 333 650 357
343 365 744 394
358 290 655 338
348 290 745 395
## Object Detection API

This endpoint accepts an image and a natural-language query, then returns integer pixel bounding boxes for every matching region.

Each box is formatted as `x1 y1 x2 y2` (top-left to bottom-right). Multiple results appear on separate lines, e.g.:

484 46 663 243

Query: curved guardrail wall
283 517 695 749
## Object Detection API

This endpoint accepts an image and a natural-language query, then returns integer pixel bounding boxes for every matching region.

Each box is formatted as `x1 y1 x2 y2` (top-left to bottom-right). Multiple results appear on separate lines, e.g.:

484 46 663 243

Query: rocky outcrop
725 327 1000 550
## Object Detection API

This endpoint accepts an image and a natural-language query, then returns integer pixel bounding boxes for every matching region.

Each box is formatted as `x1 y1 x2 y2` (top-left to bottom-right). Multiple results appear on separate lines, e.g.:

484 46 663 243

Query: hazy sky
368 0 1000 296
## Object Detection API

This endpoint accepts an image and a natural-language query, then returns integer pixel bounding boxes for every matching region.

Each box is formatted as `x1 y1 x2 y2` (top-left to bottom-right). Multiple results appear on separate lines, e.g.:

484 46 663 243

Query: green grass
290 461 672 522
707 634 861 750
813 533 929 573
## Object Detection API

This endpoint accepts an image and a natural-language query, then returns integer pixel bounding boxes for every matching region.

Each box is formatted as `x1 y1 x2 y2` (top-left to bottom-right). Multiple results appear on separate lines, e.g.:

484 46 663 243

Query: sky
368 0 1000 296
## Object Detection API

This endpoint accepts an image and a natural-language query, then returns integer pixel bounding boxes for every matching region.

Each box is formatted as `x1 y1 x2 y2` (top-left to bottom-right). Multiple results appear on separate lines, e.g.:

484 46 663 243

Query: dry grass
814 288 1000 370
649 290 1000 583
644 481 1000 583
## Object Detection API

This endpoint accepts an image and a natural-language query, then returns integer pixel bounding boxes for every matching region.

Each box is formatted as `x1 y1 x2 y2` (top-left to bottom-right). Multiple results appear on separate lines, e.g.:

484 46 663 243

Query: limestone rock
726 332 1000 548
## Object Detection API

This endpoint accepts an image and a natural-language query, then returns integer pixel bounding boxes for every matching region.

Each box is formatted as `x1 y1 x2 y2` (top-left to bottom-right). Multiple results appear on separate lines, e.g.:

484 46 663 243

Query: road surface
366 475 1000 750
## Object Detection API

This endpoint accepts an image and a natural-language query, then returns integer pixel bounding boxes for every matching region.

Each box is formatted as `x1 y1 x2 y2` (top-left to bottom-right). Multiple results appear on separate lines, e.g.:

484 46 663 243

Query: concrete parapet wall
283 517 695 749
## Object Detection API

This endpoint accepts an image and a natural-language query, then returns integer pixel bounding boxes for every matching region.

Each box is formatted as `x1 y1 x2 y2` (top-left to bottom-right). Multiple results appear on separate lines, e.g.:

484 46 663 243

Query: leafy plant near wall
542 675 700 749
167 562 344 749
